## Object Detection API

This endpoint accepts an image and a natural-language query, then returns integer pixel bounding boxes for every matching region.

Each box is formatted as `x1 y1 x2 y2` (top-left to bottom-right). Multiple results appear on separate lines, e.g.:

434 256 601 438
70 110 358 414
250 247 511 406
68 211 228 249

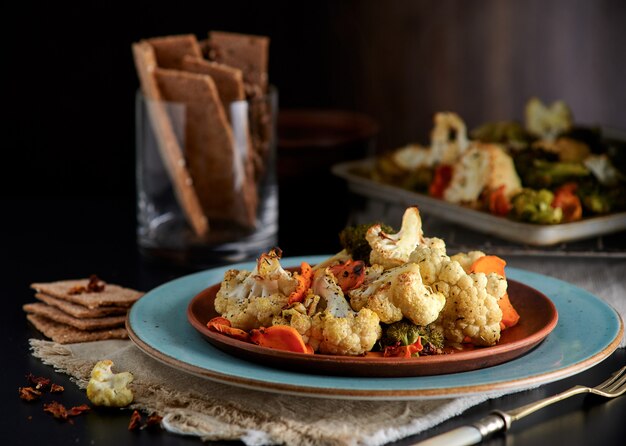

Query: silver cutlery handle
412 415 506 445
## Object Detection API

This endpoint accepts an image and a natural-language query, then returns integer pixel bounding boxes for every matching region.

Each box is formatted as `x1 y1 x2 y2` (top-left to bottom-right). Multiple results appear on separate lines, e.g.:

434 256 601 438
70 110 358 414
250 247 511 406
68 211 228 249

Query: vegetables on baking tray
370 98 626 224
208 206 518 357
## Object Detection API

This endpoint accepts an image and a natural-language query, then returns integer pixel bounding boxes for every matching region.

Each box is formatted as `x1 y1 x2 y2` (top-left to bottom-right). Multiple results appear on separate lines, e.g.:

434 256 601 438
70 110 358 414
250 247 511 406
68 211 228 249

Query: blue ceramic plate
127 256 623 400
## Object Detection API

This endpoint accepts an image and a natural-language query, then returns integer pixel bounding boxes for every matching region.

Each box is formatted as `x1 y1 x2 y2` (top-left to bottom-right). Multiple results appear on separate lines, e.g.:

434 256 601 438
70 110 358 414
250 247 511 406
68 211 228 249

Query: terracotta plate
187 279 558 377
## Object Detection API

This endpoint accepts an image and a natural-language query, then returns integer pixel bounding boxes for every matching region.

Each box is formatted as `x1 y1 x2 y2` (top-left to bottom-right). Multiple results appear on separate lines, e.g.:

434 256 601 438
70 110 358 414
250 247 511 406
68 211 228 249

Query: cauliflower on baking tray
214 248 299 331
430 112 471 165
349 262 445 326
86 360 133 407
366 206 425 269
273 268 382 355
443 143 521 205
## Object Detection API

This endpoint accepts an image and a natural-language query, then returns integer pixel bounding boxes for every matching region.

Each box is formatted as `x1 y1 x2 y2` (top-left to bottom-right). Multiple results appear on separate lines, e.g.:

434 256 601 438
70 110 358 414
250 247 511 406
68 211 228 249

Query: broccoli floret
510 189 563 224
523 159 590 188
471 121 535 148
379 320 445 351
339 223 394 263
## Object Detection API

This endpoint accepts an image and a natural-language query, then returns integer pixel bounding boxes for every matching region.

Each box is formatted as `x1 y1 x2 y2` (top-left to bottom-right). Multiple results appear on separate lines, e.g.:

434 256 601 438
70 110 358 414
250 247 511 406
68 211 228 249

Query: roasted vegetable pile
370 99 626 224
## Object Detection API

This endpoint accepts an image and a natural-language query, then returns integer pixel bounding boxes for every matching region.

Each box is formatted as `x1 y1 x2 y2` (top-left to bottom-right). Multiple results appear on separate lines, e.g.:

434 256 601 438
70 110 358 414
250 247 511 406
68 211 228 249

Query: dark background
4 0 626 200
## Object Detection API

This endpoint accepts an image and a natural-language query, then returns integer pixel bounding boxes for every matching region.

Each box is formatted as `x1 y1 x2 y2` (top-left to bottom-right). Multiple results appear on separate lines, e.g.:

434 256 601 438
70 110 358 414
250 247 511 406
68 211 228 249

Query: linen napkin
30 259 624 445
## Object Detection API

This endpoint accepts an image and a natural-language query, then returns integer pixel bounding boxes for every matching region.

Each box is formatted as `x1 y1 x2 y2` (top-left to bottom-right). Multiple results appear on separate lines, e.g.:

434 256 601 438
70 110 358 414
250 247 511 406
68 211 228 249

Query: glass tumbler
136 87 278 266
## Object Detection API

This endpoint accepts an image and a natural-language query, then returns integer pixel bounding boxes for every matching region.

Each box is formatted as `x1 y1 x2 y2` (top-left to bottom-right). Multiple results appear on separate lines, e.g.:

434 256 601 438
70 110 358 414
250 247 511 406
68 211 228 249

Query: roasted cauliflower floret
430 261 503 346
86 360 133 407
430 112 471 165
214 249 298 330
366 206 424 269
450 251 486 273
443 144 521 204
274 270 382 355
309 308 381 356
349 263 446 326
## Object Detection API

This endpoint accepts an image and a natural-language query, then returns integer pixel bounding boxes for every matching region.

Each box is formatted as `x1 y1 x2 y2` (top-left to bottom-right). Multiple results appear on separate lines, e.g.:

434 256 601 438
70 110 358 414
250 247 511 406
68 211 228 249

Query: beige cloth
30 339 491 445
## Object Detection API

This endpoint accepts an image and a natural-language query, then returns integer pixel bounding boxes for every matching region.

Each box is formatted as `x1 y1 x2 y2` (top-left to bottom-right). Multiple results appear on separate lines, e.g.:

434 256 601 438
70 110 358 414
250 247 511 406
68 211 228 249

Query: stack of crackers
132 31 271 238
24 276 143 344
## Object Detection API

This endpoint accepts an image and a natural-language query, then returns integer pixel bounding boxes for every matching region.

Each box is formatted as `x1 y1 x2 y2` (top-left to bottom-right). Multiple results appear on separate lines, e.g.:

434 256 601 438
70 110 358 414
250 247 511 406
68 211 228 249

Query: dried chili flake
19 386 42 402
26 373 51 391
67 404 90 416
128 410 142 431
44 401 70 421
68 285 87 295
87 275 105 292
50 383 64 393
145 413 163 430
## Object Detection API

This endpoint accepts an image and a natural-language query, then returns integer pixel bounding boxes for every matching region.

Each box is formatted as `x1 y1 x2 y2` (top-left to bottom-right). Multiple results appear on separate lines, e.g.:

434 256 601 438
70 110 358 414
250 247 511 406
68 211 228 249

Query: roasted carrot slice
288 262 314 304
552 182 583 222
429 164 453 198
470 255 520 330
206 317 251 342
250 325 313 354
328 260 366 293
488 185 512 216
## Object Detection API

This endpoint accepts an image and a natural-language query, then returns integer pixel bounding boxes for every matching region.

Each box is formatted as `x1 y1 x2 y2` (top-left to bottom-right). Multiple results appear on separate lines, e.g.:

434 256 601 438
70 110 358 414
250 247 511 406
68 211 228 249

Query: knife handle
412 414 506 446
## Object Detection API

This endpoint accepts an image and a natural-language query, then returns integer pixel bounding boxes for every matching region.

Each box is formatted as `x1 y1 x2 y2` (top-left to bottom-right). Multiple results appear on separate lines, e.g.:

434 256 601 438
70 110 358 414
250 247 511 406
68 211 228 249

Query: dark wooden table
1 198 624 446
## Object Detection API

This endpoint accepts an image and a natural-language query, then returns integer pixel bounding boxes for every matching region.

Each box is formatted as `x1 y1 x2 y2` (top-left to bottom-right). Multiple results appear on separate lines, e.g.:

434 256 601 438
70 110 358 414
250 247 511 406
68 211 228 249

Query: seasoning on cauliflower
409 245 503 346
349 262 446 326
86 360 133 407
366 206 424 269
214 248 299 330
274 269 382 355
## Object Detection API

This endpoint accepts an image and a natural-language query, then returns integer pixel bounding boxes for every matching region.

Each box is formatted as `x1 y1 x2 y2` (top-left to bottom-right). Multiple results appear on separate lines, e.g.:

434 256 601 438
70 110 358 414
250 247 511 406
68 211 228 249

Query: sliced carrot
488 185 512 216
382 338 423 358
288 262 314 304
206 317 251 342
328 260 366 293
470 255 520 330
498 293 520 330
429 164 453 198
552 182 583 222
469 255 507 277
250 325 313 354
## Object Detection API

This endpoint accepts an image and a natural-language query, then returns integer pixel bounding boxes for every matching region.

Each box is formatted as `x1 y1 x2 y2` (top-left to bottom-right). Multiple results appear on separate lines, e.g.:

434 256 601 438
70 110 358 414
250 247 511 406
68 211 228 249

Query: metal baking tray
332 159 626 246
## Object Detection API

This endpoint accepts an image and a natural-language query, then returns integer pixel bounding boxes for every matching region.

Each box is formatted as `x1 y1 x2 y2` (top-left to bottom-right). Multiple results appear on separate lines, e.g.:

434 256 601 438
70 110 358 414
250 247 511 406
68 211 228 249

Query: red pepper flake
69 275 106 295
128 410 142 431
43 401 70 421
43 401 90 423
145 413 163 430
67 404 90 416
50 383 64 393
19 386 42 402
26 373 51 391
87 275 106 293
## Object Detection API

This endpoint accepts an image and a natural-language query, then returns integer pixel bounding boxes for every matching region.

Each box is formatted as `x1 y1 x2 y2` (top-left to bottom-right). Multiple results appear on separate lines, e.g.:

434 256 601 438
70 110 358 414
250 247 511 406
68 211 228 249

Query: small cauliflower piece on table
86 360 133 407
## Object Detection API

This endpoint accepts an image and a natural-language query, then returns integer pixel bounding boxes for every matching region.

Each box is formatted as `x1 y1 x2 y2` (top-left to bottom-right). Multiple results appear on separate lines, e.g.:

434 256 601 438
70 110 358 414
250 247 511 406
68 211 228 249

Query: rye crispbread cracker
23 303 126 331
155 68 257 228
26 314 127 344
35 293 127 318
30 279 143 309
146 34 203 70
209 31 269 92
132 41 209 237
181 55 245 108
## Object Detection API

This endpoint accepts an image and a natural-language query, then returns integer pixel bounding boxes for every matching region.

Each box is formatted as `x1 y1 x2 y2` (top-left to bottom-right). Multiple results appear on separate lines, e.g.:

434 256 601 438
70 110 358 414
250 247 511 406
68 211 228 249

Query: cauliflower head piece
349 262 446 326
215 249 298 330
274 269 382 355
366 206 424 269
431 261 503 346
86 360 133 407
309 308 381 356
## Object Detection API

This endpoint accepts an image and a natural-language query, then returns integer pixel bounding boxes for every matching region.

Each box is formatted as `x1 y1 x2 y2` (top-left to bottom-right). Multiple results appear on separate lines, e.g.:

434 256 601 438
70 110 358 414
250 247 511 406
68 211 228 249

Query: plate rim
127 259 624 400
